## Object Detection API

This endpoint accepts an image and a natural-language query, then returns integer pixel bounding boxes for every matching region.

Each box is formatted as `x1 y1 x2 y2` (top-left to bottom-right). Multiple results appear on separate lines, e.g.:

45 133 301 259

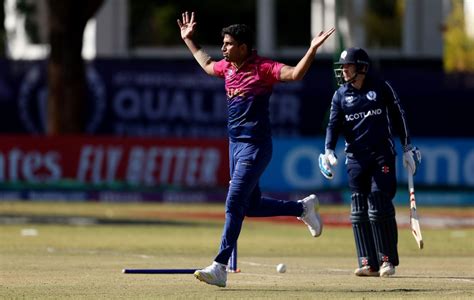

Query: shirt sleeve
325 91 343 150
258 59 285 83
213 59 227 78
383 81 411 148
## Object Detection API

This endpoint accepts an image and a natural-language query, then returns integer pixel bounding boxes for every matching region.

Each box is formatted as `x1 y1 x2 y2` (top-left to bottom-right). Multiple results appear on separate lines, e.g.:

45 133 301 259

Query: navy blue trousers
347 150 399 267
214 140 304 265
346 151 396 197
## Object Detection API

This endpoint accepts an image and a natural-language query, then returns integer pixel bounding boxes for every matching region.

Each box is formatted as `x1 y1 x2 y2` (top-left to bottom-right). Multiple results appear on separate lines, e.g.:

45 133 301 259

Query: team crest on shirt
366 91 377 101
227 69 234 76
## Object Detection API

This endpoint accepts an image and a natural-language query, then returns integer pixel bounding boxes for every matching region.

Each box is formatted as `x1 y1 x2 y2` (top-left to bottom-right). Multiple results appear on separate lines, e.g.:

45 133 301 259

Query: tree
46 0 104 135
444 0 474 73
364 0 403 48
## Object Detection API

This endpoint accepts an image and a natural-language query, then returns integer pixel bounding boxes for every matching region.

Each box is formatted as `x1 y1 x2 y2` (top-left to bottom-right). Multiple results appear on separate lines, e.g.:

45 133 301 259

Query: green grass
1 202 473 299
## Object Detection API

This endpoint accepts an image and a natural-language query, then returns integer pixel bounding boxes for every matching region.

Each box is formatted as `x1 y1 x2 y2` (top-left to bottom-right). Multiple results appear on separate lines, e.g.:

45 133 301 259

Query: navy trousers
347 150 399 267
346 151 397 197
214 140 304 265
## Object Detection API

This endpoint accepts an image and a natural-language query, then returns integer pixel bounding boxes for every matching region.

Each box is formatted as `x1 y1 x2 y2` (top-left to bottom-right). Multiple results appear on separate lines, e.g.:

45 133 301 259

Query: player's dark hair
221 24 254 52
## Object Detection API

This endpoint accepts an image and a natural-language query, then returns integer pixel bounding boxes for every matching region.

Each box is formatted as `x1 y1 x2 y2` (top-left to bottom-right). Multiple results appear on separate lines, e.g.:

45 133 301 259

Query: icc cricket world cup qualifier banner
0 59 473 137
0 59 332 137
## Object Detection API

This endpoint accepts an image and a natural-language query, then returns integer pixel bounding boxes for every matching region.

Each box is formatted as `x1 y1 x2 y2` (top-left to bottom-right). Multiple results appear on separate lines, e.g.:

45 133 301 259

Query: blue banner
261 137 474 189
0 59 331 137
1 59 473 137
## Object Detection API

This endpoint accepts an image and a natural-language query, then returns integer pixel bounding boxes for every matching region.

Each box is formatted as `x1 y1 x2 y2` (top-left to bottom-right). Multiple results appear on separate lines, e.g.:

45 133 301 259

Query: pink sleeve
259 60 285 84
213 59 227 78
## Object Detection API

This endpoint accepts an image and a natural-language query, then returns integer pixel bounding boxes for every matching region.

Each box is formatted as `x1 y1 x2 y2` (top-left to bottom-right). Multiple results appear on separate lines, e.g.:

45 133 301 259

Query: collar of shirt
232 50 258 71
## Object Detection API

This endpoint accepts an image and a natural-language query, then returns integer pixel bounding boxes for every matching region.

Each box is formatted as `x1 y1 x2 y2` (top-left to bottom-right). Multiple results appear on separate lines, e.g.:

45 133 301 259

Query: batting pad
368 191 399 266
350 193 378 269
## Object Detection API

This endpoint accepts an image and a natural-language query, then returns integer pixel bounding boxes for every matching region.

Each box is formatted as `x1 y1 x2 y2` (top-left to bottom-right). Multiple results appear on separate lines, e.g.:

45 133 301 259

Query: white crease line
135 254 154 259
450 278 474 283
231 272 283 278
327 268 351 273
240 261 275 267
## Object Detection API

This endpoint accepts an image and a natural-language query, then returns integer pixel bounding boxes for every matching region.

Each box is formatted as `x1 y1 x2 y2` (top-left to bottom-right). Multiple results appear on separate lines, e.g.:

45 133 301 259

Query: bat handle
408 169 416 209
407 168 414 190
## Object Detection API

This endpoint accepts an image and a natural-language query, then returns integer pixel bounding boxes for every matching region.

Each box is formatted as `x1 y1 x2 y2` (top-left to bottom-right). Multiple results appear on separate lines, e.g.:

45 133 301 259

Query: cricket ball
276 263 286 273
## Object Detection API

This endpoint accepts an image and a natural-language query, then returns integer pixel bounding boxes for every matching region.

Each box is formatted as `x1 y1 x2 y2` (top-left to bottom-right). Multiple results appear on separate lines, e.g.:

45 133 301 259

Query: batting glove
319 149 338 180
403 145 421 175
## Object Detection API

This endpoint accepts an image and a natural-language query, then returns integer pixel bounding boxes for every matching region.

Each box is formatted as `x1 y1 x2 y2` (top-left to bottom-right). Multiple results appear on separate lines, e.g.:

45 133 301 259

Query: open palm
311 27 336 49
177 11 197 39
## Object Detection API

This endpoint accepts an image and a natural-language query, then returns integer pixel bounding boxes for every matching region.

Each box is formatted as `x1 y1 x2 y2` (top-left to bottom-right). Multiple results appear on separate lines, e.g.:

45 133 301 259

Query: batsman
319 47 421 277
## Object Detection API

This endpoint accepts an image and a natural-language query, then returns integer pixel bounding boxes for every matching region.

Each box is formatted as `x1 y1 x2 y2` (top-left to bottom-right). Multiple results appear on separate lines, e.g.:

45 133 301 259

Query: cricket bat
408 169 424 249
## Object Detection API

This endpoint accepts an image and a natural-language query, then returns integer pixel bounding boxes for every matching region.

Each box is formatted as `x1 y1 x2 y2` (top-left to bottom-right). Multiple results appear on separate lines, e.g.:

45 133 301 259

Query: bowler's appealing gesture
178 11 334 288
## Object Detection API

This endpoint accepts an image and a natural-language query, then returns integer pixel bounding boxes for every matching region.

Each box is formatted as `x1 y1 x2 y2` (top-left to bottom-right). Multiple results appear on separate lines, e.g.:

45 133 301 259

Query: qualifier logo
18 64 106 133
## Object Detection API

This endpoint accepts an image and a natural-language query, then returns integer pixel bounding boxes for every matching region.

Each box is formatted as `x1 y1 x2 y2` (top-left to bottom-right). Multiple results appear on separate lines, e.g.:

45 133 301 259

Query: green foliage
130 2 179 46
129 0 255 48
444 0 474 73
364 0 403 48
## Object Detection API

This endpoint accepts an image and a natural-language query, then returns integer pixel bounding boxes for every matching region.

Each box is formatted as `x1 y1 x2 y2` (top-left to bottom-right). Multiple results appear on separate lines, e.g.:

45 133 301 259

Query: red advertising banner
0 135 229 188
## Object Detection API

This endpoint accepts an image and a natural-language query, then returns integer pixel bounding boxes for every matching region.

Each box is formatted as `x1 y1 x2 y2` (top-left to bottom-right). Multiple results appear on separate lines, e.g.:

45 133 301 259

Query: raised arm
177 11 216 76
279 27 335 81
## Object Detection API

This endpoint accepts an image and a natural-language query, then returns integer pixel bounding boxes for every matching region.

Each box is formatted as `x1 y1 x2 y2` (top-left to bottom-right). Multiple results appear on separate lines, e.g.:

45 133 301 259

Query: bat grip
407 168 414 190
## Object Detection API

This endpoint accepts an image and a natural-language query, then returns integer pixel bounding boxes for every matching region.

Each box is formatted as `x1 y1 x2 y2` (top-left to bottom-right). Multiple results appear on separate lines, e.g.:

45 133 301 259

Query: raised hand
177 11 197 40
311 27 336 49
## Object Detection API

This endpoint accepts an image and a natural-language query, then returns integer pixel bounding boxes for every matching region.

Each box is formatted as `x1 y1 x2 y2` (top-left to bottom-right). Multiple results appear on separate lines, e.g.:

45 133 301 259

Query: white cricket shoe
297 194 323 237
379 261 396 277
194 261 227 287
354 265 379 277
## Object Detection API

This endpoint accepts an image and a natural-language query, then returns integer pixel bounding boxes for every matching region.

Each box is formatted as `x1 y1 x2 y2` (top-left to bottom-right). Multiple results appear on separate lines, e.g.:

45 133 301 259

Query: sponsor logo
77 145 221 186
345 108 382 121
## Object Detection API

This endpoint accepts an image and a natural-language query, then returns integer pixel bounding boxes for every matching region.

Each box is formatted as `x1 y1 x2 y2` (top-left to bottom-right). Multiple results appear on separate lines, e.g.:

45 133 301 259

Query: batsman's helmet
334 47 370 85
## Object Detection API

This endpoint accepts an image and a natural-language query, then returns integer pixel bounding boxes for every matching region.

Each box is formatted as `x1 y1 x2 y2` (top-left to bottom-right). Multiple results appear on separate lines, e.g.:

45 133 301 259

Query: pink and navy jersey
213 52 284 142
